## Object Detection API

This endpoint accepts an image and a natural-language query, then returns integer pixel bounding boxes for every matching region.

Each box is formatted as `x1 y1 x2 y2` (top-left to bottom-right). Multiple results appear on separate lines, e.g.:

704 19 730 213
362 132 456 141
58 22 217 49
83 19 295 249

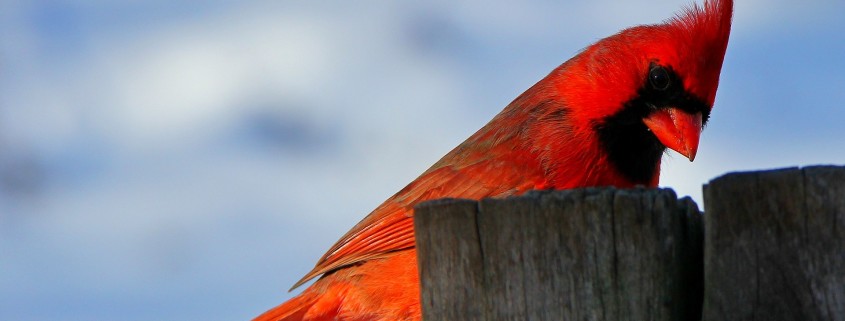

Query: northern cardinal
256 0 732 320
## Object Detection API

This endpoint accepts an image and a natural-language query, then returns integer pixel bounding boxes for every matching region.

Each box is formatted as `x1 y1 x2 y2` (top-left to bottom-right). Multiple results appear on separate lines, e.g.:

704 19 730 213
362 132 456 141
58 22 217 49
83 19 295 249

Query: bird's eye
649 65 671 90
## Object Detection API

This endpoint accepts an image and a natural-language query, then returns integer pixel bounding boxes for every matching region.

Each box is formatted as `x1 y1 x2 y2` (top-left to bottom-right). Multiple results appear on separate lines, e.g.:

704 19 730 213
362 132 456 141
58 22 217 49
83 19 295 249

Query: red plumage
256 0 732 320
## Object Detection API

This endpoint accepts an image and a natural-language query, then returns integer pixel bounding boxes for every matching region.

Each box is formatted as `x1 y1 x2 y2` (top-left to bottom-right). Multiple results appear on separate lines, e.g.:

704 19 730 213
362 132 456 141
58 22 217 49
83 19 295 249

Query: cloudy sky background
1 0 844 320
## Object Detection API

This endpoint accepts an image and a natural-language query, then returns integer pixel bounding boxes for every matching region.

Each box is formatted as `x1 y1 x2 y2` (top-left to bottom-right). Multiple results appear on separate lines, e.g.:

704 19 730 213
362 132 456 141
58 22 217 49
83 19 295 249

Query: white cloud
87 9 337 145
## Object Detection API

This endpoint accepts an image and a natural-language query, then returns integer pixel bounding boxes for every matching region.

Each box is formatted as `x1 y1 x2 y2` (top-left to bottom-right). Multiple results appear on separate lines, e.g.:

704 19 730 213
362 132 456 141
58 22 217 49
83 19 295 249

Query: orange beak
642 108 702 161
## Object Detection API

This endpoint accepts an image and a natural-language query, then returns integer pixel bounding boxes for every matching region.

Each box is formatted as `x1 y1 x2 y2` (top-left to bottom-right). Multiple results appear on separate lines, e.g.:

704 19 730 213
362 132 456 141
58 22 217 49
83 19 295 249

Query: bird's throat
594 113 666 186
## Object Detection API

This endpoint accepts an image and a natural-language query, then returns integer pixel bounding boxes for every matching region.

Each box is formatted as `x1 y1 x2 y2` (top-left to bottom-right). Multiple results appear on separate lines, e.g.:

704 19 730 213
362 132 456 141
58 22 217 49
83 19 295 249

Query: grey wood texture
415 188 703 321
703 166 845 321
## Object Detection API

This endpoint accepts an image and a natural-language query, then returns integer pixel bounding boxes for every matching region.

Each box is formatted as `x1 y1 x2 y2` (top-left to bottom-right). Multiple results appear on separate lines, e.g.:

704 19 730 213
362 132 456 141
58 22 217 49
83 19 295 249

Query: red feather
256 1 732 320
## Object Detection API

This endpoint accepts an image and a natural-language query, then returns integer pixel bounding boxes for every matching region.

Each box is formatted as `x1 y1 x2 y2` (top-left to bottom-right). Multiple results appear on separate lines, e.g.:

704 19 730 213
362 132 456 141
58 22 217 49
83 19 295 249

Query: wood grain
415 188 703 321
703 166 845 321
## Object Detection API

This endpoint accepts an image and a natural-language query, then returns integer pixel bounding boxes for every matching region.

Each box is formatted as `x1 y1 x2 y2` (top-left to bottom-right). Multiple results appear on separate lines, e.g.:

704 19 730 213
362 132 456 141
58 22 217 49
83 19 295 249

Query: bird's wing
290 140 547 289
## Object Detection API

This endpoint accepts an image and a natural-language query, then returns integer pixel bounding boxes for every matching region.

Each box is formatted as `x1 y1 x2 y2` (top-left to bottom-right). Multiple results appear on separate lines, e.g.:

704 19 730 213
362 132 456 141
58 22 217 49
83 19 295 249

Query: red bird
256 0 732 320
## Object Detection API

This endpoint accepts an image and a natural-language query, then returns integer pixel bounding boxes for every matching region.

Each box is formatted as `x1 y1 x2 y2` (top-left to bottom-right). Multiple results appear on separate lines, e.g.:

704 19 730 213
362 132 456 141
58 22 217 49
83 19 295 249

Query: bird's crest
668 0 733 103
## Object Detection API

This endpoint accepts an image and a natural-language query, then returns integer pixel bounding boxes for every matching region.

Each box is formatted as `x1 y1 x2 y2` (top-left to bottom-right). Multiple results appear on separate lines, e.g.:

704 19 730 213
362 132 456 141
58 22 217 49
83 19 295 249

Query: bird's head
549 0 732 177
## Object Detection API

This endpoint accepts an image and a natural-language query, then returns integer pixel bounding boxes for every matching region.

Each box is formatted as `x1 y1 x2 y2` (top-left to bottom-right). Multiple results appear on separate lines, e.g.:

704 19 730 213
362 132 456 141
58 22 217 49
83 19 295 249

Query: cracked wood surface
414 188 703 321
414 166 845 320
703 166 845 321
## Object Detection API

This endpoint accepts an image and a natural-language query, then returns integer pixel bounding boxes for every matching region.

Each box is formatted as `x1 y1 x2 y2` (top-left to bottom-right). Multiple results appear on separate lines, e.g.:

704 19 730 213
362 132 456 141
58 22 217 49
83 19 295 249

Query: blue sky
1 0 844 320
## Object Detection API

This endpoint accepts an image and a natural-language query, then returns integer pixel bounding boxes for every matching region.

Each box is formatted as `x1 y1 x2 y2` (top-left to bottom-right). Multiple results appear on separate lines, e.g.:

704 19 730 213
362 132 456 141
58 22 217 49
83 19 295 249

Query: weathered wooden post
415 166 845 320
415 188 704 321
703 166 845 321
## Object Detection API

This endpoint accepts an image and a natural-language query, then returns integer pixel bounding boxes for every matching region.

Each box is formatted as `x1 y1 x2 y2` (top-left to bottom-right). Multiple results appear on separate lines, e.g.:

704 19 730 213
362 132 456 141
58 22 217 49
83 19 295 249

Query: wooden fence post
703 166 845 321
415 188 703 321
